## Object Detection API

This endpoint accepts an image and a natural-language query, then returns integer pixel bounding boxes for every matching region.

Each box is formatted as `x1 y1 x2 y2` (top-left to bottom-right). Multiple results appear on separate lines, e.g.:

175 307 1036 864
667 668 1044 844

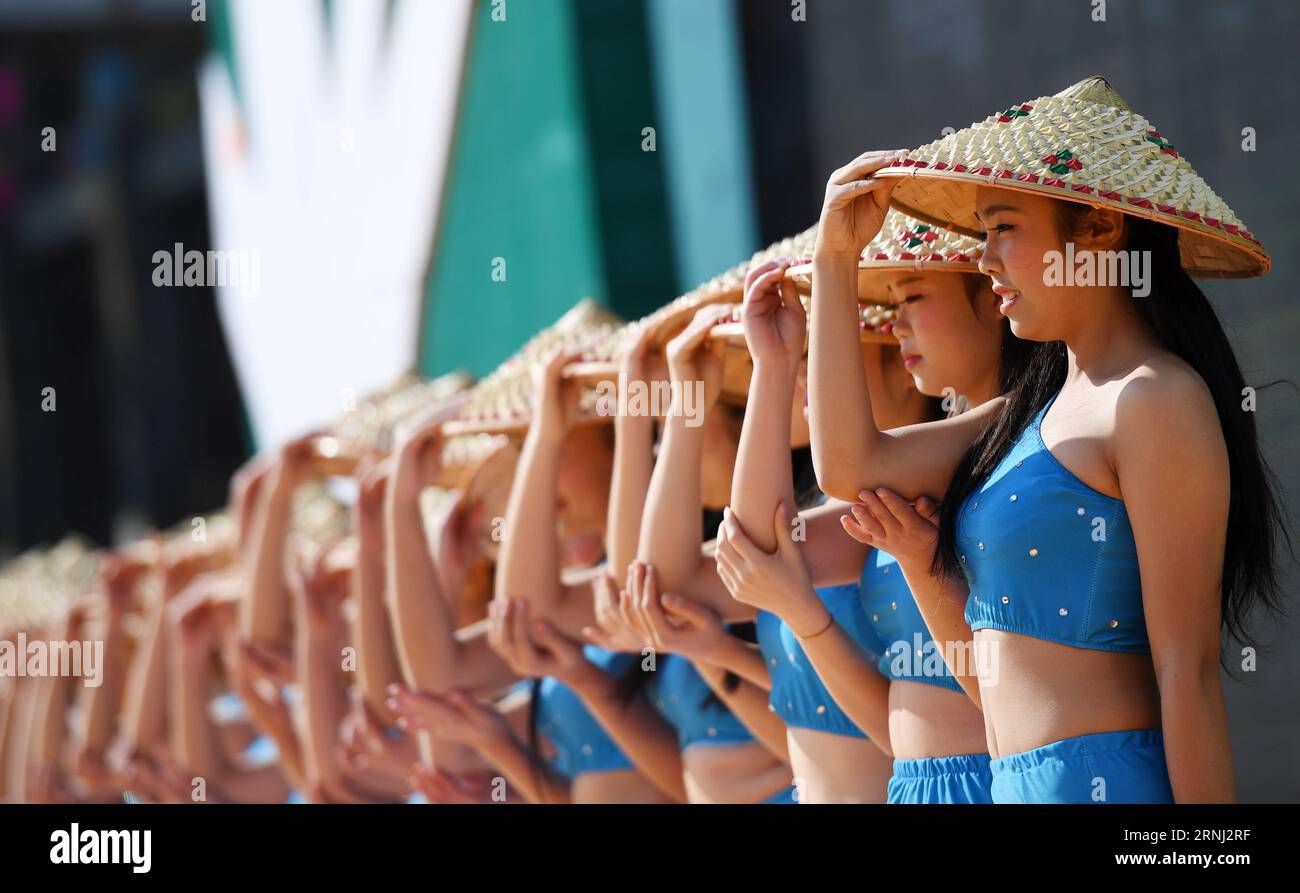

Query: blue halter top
956 391 1148 652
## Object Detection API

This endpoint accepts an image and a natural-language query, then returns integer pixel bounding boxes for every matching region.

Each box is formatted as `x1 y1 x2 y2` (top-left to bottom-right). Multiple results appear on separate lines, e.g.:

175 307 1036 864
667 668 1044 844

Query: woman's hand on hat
742 259 806 371
842 488 940 571
289 541 351 632
715 504 828 637
533 346 587 442
817 149 906 260
665 304 729 411
354 457 392 541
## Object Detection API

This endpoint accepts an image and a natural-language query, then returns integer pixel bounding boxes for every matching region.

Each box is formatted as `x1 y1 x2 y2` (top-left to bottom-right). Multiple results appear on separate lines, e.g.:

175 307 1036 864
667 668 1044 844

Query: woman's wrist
562 659 612 699
779 586 832 639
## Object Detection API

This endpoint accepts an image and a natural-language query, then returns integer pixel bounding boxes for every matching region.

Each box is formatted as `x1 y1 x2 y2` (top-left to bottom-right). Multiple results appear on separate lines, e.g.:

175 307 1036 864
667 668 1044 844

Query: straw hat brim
872 76 1269 278
878 172 1267 279
784 259 982 303
441 298 625 436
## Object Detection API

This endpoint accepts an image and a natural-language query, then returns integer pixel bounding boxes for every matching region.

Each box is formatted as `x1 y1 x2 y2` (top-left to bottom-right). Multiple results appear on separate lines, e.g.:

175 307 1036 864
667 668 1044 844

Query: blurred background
0 0 1296 799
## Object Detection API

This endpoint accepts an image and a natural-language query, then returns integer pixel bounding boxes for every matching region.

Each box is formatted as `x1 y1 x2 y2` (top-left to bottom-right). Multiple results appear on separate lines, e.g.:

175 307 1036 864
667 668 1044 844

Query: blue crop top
957 391 1148 652
860 549 964 692
535 645 637 778
756 583 883 738
651 653 754 750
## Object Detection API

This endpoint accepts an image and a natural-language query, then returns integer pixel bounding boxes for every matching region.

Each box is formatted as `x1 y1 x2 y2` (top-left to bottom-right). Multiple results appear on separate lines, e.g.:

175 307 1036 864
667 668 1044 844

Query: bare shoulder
1115 356 1218 434
1113 356 1225 466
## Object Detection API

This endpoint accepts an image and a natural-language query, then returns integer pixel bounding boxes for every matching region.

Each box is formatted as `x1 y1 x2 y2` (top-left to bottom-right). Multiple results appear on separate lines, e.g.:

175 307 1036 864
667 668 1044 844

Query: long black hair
934 205 1293 652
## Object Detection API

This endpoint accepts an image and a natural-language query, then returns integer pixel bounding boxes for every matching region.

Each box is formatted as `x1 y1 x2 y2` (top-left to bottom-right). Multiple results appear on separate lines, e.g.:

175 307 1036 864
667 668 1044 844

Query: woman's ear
1074 207 1128 253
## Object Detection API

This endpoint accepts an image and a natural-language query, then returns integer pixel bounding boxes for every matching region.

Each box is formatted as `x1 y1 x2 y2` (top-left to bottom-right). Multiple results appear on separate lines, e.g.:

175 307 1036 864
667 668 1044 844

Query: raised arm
386 421 514 696
494 348 596 631
241 435 322 651
350 461 407 721
605 324 660 581
637 307 751 619
808 150 998 502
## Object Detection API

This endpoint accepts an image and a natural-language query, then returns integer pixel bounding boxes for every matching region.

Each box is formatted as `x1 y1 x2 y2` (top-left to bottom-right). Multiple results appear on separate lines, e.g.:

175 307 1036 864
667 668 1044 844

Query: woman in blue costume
501 308 798 803
795 78 1288 803
716 211 1018 803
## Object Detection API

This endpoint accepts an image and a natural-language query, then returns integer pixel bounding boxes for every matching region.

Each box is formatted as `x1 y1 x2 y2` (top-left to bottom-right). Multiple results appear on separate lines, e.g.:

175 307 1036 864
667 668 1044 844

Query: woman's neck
1061 284 1158 383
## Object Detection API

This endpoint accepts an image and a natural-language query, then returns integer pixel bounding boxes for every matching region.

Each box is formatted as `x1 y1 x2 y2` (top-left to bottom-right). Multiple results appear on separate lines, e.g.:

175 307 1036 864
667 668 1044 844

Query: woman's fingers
720 508 760 566
849 502 887 541
840 511 877 546
743 258 782 294
830 149 906 185
874 487 920 528
660 592 712 628
581 624 619 652
856 490 901 537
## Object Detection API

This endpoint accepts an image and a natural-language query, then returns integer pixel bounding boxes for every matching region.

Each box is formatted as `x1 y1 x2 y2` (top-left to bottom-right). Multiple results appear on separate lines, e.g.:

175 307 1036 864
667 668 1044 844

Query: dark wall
0 24 248 558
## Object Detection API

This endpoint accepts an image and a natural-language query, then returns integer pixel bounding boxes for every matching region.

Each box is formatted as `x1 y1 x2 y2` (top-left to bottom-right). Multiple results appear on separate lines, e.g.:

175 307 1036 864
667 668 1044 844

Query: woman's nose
977 241 1001 277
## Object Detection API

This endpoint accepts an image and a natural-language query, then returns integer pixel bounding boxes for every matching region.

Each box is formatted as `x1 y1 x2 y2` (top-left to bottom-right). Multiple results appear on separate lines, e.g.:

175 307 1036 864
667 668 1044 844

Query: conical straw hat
874 76 1268 278
441 298 625 436
310 370 474 472
785 209 983 302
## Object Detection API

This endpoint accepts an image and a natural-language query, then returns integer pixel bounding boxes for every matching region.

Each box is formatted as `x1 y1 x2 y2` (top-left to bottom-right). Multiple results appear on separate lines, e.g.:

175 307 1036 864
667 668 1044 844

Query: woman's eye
976 223 1014 241
902 295 923 304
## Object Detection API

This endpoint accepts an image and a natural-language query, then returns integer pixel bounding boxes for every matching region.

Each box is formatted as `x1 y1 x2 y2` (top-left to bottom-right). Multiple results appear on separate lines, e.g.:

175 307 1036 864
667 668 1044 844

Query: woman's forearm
294 621 351 798
607 414 655 581
241 469 296 649
1159 666 1234 803
699 636 773 690
80 612 127 756
797 621 893 752
385 480 508 694
120 601 169 755
807 253 880 503
353 522 405 719
731 362 798 553
495 426 566 613
568 666 688 803
893 560 983 709
168 630 225 783
476 732 570 804
637 398 707 593
693 661 789 764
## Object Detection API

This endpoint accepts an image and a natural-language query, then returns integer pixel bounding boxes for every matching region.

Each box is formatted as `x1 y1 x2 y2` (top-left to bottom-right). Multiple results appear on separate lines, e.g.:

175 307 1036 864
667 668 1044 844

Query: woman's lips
902 353 921 369
992 285 1019 315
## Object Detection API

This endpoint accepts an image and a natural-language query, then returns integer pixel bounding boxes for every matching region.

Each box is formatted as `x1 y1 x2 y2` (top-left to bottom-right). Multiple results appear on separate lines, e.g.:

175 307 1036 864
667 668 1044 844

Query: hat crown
1053 75 1132 111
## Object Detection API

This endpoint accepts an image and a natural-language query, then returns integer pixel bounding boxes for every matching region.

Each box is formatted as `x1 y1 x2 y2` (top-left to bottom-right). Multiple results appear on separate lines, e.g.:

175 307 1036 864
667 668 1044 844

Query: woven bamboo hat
441 298 625 436
785 209 984 303
873 75 1268 278
0 538 98 638
310 370 474 472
